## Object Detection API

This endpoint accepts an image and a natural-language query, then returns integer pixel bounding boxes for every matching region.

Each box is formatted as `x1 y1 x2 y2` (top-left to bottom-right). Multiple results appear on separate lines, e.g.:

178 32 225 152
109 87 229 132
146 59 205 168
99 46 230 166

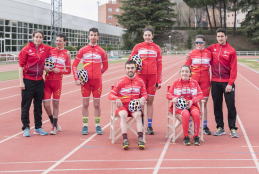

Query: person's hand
139 97 145 107
75 80 84 86
20 82 25 90
172 97 177 104
156 83 161 90
116 98 123 108
52 68 60 73
44 66 52 73
188 100 193 109
185 52 191 61
225 85 232 93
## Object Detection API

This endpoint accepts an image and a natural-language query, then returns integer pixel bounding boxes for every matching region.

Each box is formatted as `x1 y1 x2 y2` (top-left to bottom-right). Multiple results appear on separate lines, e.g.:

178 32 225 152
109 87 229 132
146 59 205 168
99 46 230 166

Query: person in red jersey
108 60 147 150
72 28 108 135
19 30 53 137
206 28 238 138
43 34 71 135
185 35 212 135
128 27 162 135
167 65 203 146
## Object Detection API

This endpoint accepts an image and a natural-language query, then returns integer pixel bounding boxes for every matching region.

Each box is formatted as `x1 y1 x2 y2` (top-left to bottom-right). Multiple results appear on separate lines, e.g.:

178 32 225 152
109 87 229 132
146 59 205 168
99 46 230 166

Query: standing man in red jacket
72 28 108 135
206 28 238 138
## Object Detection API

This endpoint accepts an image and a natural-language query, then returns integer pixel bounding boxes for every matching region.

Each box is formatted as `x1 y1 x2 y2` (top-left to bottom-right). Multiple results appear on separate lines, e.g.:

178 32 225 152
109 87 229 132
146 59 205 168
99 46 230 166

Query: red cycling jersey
129 41 162 85
45 48 71 80
185 48 212 82
108 75 148 103
167 78 203 105
72 44 108 80
18 42 51 81
207 42 237 86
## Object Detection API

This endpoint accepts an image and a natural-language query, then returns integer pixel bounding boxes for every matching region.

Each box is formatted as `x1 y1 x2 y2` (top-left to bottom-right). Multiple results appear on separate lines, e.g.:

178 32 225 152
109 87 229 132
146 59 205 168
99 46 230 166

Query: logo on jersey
119 87 140 96
83 62 91 67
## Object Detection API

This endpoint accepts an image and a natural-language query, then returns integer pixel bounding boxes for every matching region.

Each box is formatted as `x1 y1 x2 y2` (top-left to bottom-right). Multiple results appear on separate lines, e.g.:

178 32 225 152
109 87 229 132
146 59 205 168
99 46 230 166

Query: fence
70 50 132 59
167 51 259 56
0 52 19 62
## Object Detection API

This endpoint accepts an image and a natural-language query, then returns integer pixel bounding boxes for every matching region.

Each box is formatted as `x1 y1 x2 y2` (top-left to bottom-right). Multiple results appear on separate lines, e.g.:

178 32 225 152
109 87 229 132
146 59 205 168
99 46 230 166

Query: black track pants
21 78 44 130
211 81 237 130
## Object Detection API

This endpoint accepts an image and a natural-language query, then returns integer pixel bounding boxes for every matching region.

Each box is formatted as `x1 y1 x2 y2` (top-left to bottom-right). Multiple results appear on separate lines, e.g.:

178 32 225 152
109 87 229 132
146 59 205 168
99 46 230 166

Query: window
108 23 112 25
108 16 112 20
228 15 230 17
116 8 119 12
237 19 240 23
112 1 116 4
116 23 119 27
228 22 230 25
232 14 234 16
232 22 234 24
108 8 112 12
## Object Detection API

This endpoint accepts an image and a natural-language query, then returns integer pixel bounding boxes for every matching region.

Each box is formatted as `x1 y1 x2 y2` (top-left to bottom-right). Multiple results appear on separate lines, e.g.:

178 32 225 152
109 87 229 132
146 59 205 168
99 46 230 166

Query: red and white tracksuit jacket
207 42 237 86
128 41 162 85
72 44 108 80
45 48 71 80
108 75 148 104
18 42 52 81
167 78 204 109
185 48 212 82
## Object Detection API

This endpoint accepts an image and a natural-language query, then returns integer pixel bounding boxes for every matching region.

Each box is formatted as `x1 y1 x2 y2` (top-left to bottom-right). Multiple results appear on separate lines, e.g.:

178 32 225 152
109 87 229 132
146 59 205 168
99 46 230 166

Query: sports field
1 55 259 173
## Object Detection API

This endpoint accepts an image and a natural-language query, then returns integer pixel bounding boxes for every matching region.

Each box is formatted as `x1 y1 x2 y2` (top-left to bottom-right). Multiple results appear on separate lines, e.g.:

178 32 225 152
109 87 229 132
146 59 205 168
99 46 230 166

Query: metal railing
167 51 259 56
0 52 19 62
70 50 132 59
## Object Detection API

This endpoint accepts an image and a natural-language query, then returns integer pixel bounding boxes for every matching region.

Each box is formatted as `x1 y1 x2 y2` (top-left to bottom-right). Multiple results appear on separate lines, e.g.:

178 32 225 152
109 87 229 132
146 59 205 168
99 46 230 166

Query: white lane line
238 62 259 75
1 167 257 173
0 94 20 101
238 72 259 91
0 108 20 116
41 69 182 174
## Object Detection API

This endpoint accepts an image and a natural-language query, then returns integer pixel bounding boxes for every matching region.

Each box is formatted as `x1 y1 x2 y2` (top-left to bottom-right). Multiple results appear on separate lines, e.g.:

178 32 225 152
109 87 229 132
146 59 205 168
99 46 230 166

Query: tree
175 3 183 27
182 7 194 28
186 34 192 49
229 0 240 36
239 0 259 43
114 0 177 44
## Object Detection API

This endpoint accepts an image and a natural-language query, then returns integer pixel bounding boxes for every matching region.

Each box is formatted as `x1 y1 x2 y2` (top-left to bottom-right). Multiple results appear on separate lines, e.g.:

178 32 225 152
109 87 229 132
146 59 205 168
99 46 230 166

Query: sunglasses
195 41 205 44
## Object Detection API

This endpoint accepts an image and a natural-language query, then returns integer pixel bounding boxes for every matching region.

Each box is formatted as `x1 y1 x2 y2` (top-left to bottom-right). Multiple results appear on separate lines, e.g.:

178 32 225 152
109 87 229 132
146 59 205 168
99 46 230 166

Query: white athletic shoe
57 124 61 132
50 126 58 135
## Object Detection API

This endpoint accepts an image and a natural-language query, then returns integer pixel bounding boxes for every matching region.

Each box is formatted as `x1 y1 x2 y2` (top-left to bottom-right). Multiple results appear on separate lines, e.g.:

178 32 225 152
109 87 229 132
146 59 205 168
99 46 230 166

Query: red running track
0 55 259 174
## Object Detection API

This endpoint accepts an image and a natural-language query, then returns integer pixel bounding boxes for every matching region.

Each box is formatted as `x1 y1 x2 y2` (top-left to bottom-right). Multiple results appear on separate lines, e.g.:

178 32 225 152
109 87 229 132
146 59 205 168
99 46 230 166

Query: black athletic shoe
183 136 191 146
193 136 200 146
203 126 211 135
123 139 130 150
138 138 145 150
147 126 154 135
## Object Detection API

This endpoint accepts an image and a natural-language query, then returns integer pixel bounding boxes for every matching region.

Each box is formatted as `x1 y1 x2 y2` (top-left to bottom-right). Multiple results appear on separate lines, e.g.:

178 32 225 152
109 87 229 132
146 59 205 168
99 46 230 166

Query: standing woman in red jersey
18 30 53 137
185 35 212 135
128 27 162 134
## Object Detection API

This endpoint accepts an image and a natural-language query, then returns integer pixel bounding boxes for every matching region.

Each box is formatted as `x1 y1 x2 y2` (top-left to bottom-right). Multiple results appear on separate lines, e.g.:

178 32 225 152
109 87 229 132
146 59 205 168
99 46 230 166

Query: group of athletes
18 26 238 150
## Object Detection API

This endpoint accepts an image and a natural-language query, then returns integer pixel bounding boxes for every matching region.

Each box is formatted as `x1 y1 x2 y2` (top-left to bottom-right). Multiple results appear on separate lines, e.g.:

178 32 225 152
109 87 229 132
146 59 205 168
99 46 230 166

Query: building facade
98 0 123 28
0 0 125 53
227 9 247 27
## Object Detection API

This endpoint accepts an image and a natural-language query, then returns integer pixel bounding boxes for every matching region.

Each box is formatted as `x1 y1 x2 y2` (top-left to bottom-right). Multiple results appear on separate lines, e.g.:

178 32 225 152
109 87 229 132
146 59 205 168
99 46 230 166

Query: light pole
169 35 171 53
97 1 101 22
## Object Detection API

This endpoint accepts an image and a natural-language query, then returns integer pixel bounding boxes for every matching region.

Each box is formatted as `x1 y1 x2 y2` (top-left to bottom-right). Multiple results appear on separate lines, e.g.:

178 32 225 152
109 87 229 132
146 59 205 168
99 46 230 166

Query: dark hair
216 28 227 36
32 30 44 39
125 60 136 68
56 33 67 41
195 35 205 41
143 27 154 35
180 65 192 77
89 27 99 36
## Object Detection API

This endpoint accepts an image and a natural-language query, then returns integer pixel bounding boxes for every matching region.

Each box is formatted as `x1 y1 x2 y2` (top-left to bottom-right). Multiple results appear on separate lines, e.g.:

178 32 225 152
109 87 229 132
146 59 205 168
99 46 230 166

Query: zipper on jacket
199 50 202 83
147 43 149 74
218 45 222 82
131 79 133 101
35 44 40 81
92 46 94 78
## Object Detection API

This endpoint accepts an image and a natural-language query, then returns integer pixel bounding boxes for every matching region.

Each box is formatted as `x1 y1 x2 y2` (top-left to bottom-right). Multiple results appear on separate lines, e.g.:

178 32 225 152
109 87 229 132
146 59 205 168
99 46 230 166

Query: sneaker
57 124 61 132
50 126 57 135
123 139 130 150
34 128 48 135
138 138 145 150
230 129 239 138
147 126 154 135
23 127 30 137
203 126 211 135
213 127 226 136
96 126 103 135
183 136 191 146
81 126 88 135
193 136 200 146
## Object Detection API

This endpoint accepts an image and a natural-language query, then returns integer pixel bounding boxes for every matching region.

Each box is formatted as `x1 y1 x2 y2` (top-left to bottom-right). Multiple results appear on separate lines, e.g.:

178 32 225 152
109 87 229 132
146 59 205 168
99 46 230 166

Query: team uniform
185 48 212 98
72 44 108 99
207 42 238 134
167 78 204 139
129 41 162 96
43 48 71 101
108 75 148 116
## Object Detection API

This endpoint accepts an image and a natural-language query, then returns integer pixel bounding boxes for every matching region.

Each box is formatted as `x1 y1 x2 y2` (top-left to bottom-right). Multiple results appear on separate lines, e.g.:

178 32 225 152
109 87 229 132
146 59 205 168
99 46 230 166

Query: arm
191 82 204 104
156 46 162 88
128 45 139 60
228 51 237 86
101 50 108 74
72 50 83 81
185 51 192 66
19 67 25 90
108 81 123 108
60 55 71 75
166 82 177 100
18 49 27 89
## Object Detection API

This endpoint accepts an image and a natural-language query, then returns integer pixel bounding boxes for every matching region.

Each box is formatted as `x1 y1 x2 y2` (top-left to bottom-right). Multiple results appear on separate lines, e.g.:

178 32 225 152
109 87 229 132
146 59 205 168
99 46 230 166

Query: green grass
0 58 129 82
237 58 259 71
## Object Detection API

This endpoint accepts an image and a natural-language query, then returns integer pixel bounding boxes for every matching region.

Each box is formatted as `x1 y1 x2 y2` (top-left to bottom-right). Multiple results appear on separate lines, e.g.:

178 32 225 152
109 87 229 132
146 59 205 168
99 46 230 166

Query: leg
181 110 191 138
201 98 208 124
82 98 90 118
147 96 154 120
190 108 201 138
118 110 128 133
43 80 53 122
52 100 59 124
43 100 52 117
33 80 45 129
223 83 237 130
132 111 142 132
21 79 34 130
93 98 101 118
211 81 224 129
